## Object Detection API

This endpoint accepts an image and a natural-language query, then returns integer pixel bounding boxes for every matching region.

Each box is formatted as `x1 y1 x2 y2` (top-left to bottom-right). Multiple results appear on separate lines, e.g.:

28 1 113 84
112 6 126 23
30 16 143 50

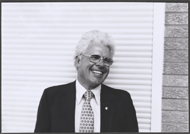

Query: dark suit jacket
34 81 138 132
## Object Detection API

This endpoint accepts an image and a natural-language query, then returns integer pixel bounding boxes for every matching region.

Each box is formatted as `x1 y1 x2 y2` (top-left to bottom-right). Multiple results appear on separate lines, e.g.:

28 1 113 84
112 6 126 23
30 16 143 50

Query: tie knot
84 91 94 101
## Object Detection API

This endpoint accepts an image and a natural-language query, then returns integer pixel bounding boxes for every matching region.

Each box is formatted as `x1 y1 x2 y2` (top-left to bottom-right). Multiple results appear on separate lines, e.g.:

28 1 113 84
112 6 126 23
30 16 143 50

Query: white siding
2 2 163 132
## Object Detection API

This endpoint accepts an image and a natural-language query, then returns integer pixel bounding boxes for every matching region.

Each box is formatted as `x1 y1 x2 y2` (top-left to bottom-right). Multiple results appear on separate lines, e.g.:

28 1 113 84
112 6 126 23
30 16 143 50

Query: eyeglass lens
90 55 112 66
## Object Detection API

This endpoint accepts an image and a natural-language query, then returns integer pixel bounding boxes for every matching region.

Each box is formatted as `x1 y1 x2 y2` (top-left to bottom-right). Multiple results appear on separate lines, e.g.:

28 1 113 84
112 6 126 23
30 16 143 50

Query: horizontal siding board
2 28 152 34
2 80 75 87
3 16 153 21
140 129 150 132
132 97 151 102
2 50 152 56
2 98 42 104
3 11 153 17
138 119 151 124
105 79 151 85
137 113 151 118
115 53 152 57
2 127 33 132
2 44 152 50
2 91 43 98
2 3 154 11
3 11 153 15
107 74 152 79
138 124 151 128
2 40 153 45
2 121 35 127
3 5 153 10
2 102 41 108
2 106 37 113
3 24 154 31
134 102 151 107
109 69 151 74
2 116 36 122
2 111 38 117
2 46 153 53
136 107 151 113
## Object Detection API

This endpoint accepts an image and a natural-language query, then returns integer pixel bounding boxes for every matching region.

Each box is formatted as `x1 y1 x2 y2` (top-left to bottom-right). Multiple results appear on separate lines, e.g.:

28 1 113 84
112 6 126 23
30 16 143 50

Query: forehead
86 44 112 57
85 44 110 53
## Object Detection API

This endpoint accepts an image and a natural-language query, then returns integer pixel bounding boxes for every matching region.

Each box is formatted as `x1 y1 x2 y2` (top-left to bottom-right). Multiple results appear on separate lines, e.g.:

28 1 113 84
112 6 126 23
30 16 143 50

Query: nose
95 58 105 67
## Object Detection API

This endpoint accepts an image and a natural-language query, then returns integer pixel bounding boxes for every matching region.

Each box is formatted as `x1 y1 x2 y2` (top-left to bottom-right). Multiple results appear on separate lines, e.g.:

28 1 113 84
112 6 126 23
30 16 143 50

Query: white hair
74 30 115 65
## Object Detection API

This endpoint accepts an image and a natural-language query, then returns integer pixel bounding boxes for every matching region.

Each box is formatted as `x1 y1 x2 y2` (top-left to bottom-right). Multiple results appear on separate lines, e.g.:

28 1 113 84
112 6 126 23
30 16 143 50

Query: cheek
103 69 110 79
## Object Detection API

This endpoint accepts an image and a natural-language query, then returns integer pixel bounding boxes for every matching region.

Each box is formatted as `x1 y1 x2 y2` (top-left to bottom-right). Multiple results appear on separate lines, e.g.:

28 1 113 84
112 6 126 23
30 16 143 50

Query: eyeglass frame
81 54 114 66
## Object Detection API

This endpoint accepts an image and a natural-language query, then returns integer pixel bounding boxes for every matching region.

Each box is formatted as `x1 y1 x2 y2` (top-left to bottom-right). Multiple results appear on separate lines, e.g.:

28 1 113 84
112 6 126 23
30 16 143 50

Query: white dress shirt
75 80 101 132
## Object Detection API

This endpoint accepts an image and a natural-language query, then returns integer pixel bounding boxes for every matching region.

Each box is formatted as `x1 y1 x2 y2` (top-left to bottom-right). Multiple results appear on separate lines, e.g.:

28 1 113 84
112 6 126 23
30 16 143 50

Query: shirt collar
76 79 101 105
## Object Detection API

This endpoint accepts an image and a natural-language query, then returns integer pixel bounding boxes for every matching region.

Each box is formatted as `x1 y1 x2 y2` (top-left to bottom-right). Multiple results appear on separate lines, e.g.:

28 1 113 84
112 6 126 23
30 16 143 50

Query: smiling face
76 44 113 90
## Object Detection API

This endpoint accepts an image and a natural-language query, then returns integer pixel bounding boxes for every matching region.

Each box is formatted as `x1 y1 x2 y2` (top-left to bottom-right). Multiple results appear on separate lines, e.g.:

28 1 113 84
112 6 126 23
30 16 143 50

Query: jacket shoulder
43 81 75 97
102 84 131 98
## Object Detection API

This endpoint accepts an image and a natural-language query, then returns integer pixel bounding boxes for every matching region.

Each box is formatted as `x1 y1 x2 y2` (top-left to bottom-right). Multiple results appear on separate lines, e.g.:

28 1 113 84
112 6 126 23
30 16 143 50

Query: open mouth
91 70 103 75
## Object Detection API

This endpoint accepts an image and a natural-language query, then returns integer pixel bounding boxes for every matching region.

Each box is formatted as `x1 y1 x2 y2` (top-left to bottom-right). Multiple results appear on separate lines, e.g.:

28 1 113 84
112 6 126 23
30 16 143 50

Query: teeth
92 70 102 74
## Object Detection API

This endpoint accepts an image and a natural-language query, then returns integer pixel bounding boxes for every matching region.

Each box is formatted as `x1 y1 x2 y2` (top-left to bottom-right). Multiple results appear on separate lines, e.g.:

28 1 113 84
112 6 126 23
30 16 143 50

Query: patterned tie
79 91 94 133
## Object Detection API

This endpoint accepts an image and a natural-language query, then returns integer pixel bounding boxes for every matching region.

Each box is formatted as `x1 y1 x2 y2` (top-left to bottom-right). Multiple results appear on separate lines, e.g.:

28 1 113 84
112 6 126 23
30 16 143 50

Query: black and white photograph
1 2 188 133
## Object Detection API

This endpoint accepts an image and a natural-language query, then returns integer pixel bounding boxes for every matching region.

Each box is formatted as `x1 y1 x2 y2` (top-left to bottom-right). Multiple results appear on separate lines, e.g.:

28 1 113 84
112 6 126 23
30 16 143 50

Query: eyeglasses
82 54 113 66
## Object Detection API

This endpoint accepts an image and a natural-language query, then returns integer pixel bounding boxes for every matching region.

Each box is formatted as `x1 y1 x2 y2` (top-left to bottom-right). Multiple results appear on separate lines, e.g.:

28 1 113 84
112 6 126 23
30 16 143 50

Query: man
34 30 138 132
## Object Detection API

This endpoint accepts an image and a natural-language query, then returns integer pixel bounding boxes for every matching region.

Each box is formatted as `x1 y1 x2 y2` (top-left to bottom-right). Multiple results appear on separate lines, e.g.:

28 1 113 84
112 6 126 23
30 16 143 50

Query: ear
75 55 82 68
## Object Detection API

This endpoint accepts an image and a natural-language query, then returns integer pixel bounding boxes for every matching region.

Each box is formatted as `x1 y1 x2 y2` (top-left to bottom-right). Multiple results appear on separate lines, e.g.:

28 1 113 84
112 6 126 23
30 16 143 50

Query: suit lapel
58 82 115 132
100 84 115 132
60 81 76 132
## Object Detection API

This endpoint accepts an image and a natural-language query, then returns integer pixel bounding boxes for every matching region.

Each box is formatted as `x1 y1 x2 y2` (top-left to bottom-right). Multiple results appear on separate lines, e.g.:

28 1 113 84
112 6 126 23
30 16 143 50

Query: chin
91 79 104 87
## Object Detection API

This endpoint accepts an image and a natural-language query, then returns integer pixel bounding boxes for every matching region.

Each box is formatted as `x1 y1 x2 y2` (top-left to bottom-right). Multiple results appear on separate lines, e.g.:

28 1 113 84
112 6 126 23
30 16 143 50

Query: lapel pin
105 107 108 110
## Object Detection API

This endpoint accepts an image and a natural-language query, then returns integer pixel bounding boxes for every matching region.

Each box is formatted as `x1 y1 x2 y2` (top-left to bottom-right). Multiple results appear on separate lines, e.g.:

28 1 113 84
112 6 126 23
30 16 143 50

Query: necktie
79 91 94 133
